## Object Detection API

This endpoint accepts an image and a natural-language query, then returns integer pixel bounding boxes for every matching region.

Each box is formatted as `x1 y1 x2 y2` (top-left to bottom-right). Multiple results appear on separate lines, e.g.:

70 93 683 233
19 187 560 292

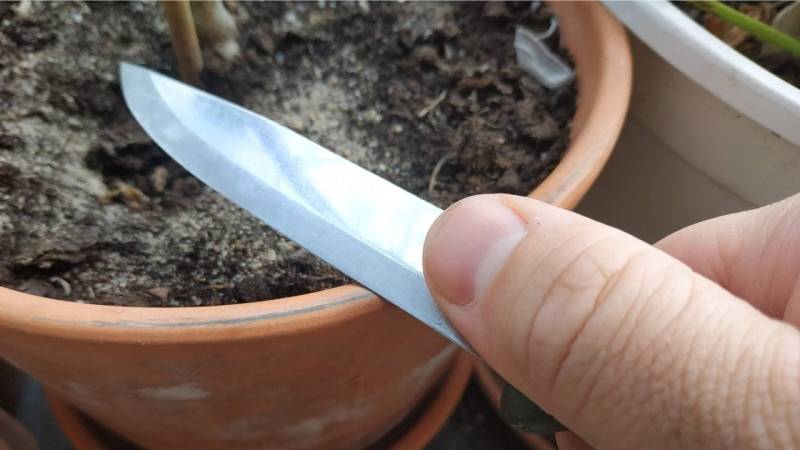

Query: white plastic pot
605 0 800 146
577 1 800 242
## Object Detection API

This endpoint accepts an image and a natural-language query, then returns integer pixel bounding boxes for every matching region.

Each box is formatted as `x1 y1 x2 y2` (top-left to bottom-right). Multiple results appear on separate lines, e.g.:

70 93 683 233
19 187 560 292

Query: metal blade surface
119 63 470 351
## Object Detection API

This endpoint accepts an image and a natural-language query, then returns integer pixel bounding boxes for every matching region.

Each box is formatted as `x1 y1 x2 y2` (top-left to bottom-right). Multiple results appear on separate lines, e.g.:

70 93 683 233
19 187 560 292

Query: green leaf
690 0 800 58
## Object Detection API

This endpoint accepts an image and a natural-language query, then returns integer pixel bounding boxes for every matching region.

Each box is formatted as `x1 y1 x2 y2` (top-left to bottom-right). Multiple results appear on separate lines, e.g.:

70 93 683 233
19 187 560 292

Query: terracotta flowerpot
44 352 473 450
0 359 34 450
0 408 37 450
0 360 23 417
0 2 630 450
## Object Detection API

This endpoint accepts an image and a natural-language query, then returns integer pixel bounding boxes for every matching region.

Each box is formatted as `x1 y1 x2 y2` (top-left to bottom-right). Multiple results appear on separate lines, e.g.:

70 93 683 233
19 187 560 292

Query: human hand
423 194 800 450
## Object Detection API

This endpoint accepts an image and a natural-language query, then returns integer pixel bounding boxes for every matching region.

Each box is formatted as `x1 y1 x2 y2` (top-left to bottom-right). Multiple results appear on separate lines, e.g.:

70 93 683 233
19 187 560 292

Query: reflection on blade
119 63 471 352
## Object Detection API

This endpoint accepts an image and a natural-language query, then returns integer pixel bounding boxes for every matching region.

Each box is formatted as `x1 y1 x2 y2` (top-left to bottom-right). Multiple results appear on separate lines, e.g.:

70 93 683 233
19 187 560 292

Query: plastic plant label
515 25 575 90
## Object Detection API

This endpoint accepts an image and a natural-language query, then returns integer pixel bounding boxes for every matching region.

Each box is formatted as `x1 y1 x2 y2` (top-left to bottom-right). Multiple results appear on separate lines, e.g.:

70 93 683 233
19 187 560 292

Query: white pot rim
604 0 800 147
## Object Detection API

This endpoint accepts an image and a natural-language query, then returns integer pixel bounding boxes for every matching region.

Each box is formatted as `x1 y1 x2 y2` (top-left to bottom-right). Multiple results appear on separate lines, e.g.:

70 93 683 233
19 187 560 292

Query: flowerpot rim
0 2 631 343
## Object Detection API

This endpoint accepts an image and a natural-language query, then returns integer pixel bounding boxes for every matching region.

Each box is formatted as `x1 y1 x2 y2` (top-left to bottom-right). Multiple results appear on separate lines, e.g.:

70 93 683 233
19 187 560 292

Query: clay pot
0 360 33 450
0 408 37 450
0 2 630 450
0 288 465 450
0 360 23 418
44 352 473 450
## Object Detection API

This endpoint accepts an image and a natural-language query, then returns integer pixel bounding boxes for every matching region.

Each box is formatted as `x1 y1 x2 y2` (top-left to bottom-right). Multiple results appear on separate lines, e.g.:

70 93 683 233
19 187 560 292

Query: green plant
690 0 800 58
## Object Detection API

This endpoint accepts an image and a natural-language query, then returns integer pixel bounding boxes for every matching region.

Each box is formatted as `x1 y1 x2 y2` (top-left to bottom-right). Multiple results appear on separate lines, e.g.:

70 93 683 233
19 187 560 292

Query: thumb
423 194 800 450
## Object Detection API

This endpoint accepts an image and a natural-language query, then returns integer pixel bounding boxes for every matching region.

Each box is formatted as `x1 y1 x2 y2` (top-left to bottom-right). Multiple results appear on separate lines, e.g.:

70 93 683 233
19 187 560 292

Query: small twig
101 183 150 208
428 152 454 196
416 90 448 118
49 276 72 297
690 0 800 58
162 0 203 85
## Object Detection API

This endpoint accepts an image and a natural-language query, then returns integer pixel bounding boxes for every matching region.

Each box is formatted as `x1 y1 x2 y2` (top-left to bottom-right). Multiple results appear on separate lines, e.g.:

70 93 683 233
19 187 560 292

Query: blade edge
119 63 473 352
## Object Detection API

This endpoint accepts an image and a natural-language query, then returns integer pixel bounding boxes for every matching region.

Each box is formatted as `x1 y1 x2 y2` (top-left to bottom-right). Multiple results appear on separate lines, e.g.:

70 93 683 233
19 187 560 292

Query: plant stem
190 0 240 61
162 0 203 85
691 0 800 58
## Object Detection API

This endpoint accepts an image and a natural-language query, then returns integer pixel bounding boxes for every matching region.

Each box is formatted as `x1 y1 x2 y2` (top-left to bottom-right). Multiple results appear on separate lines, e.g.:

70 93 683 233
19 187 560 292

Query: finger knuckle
573 260 679 401
522 233 669 402
543 246 700 435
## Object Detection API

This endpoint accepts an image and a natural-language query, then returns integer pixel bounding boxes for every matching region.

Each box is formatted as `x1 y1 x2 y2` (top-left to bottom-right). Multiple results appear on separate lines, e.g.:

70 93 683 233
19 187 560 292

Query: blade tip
119 62 143 84
118 62 155 114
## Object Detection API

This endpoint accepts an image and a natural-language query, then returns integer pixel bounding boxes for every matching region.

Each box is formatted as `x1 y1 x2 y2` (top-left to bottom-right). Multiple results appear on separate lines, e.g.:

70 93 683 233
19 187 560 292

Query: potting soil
0 1 575 306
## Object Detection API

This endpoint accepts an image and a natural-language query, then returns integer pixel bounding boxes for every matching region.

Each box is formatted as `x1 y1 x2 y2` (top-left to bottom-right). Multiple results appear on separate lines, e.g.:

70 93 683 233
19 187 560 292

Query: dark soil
681 1 800 88
0 1 575 307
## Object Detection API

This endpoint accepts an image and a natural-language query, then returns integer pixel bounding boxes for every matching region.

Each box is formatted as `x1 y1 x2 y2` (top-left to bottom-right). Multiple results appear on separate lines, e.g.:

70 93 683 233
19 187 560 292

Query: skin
423 193 800 450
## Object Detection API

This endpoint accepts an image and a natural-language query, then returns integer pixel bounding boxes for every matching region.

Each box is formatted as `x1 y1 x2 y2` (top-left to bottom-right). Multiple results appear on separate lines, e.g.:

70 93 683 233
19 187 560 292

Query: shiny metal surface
119 63 471 351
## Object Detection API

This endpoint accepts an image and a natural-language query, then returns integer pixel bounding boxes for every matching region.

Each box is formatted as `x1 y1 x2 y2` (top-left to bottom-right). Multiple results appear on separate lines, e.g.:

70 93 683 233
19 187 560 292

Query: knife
119 62 565 434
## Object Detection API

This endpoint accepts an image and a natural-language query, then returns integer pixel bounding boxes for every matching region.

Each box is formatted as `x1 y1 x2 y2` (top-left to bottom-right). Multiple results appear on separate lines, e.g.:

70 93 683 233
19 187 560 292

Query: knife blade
119 62 471 351
120 62 568 434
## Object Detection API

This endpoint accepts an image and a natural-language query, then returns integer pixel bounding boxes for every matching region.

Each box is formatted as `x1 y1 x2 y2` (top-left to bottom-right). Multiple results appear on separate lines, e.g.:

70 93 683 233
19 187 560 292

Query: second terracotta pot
0 360 23 418
0 2 630 449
